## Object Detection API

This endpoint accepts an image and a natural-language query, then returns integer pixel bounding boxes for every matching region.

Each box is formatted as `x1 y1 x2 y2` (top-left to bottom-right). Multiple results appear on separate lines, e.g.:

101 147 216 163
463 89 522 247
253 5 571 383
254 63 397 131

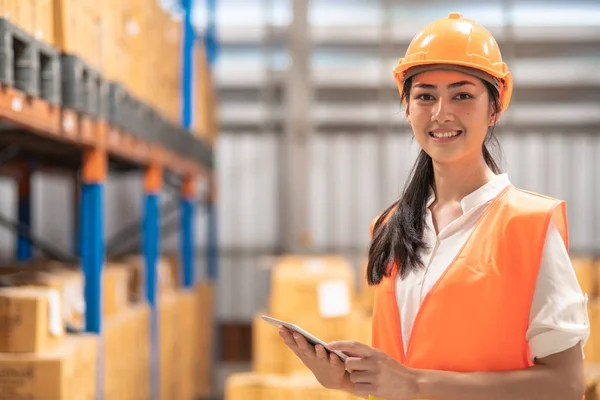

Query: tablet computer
261 315 348 361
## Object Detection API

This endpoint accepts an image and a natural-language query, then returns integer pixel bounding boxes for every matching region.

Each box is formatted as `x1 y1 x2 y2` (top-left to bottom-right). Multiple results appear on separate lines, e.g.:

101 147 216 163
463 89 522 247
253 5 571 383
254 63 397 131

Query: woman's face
405 69 497 166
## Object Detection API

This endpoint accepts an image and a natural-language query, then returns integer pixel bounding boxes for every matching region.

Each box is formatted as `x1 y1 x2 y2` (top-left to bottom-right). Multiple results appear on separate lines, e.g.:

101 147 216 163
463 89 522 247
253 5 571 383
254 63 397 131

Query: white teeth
431 131 461 138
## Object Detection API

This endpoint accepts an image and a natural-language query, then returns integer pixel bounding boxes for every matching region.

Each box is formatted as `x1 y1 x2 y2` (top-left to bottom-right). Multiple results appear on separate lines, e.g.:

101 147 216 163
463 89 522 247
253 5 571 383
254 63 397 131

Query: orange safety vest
371 185 568 372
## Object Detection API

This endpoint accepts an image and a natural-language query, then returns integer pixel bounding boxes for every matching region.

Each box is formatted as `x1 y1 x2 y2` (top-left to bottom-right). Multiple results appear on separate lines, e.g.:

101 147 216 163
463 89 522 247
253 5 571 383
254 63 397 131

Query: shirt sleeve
526 218 590 361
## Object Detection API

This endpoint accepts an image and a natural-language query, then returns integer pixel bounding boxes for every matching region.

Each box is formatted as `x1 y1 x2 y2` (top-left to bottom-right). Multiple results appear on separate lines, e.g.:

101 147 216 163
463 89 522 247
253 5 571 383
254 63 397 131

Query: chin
427 149 470 165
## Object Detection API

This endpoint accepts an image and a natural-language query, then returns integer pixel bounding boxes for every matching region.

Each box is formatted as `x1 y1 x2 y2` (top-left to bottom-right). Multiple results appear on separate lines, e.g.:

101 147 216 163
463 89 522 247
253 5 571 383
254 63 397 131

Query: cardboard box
0 1 17 21
0 265 85 331
14 0 35 35
176 289 198 400
251 311 286 374
33 0 54 44
159 292 178 400
121 255 175 302
572 257 596 296
224 373 266 400
266 255 356 367
269 255 356 321
0 336 77 399
53 0 102 69
103 263 131 318
65 334 98 400
587 299 599 363
0 287 63 353
161 253 180 290
358 259 375 314
193 41 218 143
104 301 149 398
101 0 130 85
224 372 350 400
195 280 214 398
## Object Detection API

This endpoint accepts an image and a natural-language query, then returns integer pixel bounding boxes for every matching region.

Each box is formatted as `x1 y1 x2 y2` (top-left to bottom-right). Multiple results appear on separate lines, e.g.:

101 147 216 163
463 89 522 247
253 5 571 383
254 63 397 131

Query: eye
455 93 473 100
415 94 434 101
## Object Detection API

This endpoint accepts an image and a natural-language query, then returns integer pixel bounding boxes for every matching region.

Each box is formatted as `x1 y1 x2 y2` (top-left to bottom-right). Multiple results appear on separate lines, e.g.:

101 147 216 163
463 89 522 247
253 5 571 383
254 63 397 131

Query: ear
405 106 412 125
489 110 501 126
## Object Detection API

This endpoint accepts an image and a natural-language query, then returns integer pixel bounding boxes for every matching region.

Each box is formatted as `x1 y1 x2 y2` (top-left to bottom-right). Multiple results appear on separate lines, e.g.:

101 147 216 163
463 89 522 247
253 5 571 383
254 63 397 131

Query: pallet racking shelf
0 1 217 396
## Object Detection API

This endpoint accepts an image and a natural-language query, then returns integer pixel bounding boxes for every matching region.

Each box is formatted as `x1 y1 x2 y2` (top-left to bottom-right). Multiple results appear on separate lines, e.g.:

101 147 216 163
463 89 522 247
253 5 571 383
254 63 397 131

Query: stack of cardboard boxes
101 262 150 400
0 263 98 399
226 255 373 400
0 0 55 47
124 254 215 400
193 41 219 144
0 254 215 399
0 0 188 126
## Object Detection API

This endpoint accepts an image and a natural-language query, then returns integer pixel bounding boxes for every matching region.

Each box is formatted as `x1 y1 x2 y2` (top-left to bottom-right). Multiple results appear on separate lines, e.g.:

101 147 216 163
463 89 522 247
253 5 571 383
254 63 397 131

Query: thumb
328 341 374 358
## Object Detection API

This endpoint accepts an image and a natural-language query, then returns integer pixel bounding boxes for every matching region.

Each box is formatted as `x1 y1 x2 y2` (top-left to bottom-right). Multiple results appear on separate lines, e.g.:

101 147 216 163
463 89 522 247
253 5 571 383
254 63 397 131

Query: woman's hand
279 327 351 391
328 341 420 400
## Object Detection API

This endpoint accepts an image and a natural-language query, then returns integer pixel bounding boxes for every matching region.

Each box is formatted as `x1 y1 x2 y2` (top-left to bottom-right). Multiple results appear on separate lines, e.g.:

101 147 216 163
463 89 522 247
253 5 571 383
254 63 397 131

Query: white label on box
126 19 140 37
63 115 74 132
11 97 22 112
317 280 351 318
47 290 63 336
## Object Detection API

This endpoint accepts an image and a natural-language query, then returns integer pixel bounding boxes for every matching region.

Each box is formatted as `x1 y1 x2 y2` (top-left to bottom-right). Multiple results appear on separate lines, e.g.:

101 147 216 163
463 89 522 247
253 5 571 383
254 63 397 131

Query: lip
430 129 462 133
429 130 463 142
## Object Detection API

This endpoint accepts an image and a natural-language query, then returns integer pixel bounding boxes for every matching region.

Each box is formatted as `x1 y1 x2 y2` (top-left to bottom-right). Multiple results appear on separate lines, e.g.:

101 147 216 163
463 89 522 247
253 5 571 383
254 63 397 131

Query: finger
329 352 344 367
348 371 375 384
293 333 316 359
279 328 299 349
345 356 373 373
315 344 328 362
328 341 375 358
280 329 304 358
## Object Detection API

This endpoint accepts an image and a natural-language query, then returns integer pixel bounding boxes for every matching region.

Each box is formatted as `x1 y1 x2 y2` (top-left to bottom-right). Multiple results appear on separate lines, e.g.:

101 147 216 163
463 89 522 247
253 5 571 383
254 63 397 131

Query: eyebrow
413 81 476 89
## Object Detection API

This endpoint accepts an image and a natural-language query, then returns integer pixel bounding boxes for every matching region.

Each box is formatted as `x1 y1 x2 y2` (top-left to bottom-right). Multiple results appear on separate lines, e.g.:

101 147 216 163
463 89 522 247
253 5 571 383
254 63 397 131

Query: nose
431 96 454 123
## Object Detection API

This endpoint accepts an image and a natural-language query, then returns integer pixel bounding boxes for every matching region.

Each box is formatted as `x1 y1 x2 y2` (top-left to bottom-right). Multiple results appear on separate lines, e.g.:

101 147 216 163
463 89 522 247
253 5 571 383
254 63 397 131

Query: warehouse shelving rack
0 0 218 397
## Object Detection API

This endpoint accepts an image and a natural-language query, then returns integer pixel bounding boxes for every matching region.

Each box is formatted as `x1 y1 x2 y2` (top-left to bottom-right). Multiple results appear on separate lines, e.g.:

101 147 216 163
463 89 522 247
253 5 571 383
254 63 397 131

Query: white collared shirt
396 173 590 361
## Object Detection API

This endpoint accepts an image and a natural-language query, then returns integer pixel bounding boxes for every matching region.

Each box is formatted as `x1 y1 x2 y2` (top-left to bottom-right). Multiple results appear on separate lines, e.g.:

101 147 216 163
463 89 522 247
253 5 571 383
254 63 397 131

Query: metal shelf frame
0 7 216 396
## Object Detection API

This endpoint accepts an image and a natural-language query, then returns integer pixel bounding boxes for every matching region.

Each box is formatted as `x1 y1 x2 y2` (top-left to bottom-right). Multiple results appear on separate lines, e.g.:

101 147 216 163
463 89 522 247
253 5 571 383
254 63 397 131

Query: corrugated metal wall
217 130 600 253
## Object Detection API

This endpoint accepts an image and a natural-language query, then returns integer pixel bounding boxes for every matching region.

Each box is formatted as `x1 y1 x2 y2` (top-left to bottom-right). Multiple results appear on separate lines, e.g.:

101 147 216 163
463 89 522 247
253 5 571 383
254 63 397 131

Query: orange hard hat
393 12 513 112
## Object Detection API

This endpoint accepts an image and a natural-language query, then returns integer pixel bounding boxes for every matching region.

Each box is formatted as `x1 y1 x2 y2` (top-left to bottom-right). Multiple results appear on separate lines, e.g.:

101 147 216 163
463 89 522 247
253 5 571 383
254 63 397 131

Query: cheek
461 106 489 131
409 112 431 144
464 113 492 145
408 108 430 129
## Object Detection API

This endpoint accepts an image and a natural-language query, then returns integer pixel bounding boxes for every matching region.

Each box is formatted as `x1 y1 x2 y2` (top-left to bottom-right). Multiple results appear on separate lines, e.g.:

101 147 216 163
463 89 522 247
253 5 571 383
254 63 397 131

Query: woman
279 12 589 400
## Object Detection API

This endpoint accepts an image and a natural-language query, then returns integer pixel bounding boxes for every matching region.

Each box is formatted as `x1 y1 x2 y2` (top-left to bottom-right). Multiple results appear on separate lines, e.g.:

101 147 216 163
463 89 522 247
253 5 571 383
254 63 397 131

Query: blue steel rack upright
181 0 196 289
180 0 220 287
176 0 220 286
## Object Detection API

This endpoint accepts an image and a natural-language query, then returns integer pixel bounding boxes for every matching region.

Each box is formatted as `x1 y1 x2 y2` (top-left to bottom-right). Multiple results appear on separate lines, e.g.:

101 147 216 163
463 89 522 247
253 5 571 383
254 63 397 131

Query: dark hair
366 76 503 284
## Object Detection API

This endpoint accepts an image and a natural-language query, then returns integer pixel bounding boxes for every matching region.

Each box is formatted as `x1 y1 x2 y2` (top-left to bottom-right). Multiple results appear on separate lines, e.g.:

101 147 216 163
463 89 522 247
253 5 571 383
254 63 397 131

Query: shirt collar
426 173 511 213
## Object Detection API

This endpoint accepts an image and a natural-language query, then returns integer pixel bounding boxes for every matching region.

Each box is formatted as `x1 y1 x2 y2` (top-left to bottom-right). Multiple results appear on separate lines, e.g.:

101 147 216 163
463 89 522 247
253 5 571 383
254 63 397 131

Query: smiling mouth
429 130 463 139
